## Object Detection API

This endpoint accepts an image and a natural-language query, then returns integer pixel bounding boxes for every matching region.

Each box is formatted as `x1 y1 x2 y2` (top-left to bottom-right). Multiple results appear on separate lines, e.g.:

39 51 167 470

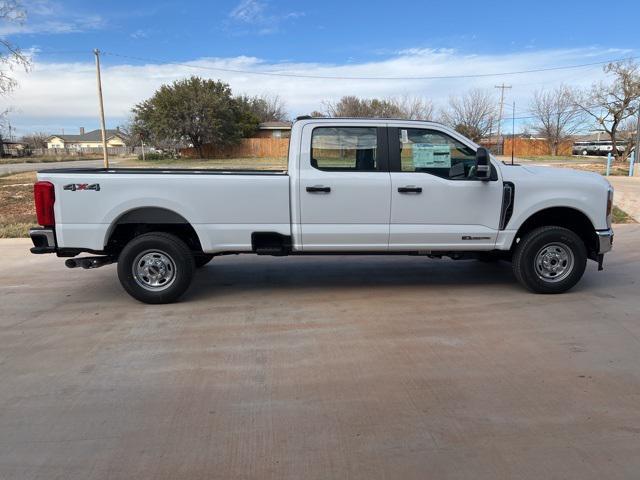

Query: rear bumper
596 228 614 254
29 227 57 254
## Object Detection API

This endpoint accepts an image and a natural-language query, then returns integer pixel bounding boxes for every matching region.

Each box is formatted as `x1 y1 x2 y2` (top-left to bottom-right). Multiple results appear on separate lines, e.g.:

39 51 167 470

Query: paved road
0 158 123 176
1 225 640 479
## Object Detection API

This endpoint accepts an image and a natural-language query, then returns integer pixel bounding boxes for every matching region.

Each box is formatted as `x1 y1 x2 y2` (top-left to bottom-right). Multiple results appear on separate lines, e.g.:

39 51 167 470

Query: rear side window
399 128 477 180
311 127 378 171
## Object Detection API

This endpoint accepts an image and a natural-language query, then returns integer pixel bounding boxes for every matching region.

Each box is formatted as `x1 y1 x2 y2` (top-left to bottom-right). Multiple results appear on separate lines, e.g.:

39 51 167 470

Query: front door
388 126 504 250
298 125 391 251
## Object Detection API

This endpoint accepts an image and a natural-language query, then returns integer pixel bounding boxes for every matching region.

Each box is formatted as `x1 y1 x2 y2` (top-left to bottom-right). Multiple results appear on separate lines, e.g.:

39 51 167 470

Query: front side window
399 128 477 180
312 127 378 171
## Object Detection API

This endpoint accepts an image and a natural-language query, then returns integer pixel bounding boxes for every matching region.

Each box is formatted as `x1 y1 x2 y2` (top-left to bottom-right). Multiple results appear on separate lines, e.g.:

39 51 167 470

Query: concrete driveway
1 225 640 479
608 177 640 222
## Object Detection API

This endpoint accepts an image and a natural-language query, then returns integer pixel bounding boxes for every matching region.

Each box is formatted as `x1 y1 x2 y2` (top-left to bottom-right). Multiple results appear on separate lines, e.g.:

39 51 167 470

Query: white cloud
227 0 304 35
229 0 266 23
4 47 631 135
130 29 149 40
0 0 104 35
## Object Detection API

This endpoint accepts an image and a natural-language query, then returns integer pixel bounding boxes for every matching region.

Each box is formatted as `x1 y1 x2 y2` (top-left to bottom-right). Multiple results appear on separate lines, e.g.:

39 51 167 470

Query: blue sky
1 0 639 135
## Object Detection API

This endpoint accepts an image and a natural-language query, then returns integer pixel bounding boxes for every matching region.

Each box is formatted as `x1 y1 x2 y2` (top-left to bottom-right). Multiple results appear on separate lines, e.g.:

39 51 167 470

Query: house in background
47 127 127 149
253 121 292 139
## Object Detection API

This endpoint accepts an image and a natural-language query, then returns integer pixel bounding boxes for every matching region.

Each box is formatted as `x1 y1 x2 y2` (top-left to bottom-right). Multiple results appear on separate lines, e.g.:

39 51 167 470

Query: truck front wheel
512 226 587 294
117 232 195 304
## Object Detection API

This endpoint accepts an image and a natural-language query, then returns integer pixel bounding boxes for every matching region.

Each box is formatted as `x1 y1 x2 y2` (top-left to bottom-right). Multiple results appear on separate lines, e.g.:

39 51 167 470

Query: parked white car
30 118 614 303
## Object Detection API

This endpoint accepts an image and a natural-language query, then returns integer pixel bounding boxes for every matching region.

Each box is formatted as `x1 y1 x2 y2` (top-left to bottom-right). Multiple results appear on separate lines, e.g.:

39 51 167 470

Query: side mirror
475 147 491 181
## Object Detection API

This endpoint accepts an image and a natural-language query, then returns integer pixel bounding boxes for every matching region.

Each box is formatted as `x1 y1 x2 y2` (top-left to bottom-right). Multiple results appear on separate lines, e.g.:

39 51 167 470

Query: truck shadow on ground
185 257 525 300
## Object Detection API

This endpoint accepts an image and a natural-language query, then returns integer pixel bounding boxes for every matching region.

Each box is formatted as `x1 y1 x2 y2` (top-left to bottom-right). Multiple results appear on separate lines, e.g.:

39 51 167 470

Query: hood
501 163 612 190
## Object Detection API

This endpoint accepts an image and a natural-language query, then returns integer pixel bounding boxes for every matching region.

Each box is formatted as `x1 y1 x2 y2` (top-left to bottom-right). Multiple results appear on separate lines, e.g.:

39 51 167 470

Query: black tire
512 226 587 294
117 232 195 304
194 253 214 268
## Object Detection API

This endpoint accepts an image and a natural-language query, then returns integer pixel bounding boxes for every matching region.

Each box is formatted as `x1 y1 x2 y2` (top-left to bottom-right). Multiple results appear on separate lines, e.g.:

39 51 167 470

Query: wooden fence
502 138 573 157
181 138 290 159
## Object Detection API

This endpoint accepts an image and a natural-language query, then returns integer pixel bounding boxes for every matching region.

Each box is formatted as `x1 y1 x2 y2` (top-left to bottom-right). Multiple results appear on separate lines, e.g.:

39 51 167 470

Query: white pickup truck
29 118 614 304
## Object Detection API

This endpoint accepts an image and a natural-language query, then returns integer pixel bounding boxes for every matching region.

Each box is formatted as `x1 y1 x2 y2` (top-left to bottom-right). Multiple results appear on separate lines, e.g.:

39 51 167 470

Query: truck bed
38 168 291 253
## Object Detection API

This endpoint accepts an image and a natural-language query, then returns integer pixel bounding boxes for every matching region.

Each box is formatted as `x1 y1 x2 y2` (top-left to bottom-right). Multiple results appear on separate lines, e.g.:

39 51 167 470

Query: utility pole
94 49 109 168
495 83 512 153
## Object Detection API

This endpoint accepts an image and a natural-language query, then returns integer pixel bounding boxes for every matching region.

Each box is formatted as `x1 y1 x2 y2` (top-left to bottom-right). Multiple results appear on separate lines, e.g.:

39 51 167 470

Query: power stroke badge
63 183 101 191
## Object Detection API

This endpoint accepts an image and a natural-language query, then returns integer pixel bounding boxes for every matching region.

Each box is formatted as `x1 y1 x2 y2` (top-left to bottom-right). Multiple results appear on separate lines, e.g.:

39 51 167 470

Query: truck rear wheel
117 232 195 304
512 226 587 294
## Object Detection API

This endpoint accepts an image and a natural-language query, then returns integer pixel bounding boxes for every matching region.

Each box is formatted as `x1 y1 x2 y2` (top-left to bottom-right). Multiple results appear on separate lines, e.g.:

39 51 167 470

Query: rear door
298 124 391 251
388 126 503 250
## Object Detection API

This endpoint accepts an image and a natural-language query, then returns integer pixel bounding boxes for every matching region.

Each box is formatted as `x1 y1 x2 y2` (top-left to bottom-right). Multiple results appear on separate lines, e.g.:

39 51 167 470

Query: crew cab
29 118 614 304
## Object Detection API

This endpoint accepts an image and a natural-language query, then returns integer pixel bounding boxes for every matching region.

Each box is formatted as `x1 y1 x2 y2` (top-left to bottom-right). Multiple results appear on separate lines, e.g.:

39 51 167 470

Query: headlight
606 188 614 228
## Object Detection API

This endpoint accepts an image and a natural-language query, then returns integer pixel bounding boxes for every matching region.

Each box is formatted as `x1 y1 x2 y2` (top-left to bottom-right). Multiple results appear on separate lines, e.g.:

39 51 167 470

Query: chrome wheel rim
132 250 176 291
534 242 574 283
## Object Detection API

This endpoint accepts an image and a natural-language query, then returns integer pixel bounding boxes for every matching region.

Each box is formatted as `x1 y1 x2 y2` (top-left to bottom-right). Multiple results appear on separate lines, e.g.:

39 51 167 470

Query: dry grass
612 206 636 224
0 172 37 238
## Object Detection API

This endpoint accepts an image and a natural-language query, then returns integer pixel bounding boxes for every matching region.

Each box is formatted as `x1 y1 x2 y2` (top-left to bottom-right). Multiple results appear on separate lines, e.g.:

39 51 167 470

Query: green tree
132 77 259 158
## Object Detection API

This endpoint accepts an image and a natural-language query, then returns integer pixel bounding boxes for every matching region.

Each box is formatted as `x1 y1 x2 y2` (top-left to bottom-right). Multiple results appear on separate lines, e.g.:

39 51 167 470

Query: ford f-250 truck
29 118 614 304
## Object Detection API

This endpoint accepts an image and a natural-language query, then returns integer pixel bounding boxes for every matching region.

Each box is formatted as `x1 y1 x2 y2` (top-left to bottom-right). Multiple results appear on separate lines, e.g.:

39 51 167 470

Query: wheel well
513 207 598 258
105 207 203 255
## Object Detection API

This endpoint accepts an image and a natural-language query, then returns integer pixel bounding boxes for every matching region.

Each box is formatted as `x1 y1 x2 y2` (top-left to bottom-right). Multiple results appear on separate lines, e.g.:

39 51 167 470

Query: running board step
254 247 288 256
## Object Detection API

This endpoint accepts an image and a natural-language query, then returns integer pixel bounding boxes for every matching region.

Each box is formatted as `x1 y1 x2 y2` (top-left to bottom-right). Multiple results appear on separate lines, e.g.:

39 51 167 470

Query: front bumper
596 228 614 254
29 227 57 254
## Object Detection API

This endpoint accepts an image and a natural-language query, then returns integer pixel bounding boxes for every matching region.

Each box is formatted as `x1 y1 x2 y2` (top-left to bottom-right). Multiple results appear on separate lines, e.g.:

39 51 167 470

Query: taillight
34 181 55 226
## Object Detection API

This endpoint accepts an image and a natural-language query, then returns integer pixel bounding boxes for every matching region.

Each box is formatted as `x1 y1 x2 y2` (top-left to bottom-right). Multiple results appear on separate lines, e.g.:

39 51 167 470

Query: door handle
306 185 331 193
398 186 422 194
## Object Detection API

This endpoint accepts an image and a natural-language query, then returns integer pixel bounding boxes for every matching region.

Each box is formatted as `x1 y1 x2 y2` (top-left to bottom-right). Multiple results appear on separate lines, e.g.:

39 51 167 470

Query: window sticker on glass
412 144 451 168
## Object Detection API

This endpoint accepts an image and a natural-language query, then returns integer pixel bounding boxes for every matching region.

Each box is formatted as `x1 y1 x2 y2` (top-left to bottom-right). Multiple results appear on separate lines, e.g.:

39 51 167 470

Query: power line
94 51 640 81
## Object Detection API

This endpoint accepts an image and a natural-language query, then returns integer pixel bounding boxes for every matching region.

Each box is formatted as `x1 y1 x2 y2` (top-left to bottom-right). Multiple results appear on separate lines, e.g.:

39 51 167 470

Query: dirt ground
0 172 36 238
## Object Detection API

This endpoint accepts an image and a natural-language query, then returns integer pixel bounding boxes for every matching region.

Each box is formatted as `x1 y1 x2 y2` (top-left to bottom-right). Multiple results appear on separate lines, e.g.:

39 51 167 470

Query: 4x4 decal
63 183 101 192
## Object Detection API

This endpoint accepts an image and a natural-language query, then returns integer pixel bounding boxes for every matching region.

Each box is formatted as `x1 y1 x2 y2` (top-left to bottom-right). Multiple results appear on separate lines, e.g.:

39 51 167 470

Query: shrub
138 152 175 161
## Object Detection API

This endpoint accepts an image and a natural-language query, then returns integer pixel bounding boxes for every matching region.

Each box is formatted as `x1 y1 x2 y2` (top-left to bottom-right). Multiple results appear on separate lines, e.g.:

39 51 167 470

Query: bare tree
116 119 142 153
238 94 288 122
574 60 640 161
324 96 403 118
529 85 585 156
0 1 30 96
392 95 434 121
322 95 434 120
20 131 48 149
440 89 498 142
